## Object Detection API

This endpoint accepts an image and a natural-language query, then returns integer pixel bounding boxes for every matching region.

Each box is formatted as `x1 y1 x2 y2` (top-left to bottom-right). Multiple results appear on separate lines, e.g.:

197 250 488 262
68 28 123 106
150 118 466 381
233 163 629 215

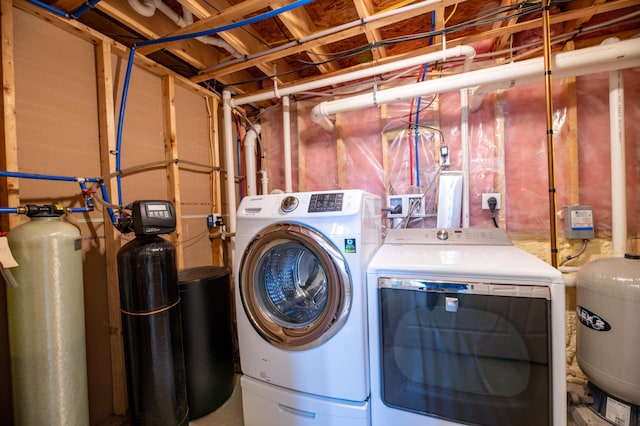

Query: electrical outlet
440 146 450 166
386 195 406 218
481 193 501 210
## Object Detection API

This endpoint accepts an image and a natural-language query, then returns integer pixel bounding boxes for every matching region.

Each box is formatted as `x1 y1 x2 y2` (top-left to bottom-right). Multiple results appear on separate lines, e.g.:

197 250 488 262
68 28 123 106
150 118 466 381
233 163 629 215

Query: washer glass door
239 223 351 350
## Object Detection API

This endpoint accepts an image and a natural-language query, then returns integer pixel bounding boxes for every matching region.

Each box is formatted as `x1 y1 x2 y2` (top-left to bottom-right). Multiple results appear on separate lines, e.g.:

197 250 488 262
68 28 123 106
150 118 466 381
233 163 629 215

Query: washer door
239 223 351 350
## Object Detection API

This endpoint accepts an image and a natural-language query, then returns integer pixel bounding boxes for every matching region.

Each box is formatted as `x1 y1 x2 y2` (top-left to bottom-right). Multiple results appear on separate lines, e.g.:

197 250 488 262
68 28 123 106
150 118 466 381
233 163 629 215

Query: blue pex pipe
26 0 70 18
71 0 103 17
0 171 118 223
0 170 101 183
98 182 118 225
115 47 137 210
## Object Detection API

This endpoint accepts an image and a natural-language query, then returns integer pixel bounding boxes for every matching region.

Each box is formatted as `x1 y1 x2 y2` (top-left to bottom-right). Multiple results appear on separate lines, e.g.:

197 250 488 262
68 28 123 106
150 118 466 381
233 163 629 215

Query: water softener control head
131 200 176 237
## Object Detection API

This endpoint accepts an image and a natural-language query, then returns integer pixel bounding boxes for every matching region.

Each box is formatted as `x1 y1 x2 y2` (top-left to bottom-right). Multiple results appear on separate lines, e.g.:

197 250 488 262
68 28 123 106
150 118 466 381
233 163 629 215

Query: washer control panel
308 193 344 213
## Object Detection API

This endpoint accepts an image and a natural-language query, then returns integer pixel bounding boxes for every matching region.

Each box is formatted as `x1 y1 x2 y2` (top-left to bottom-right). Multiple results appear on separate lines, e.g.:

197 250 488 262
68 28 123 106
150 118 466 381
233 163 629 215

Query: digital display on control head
145 203 171 218
147 204 167 211
308 193 344 213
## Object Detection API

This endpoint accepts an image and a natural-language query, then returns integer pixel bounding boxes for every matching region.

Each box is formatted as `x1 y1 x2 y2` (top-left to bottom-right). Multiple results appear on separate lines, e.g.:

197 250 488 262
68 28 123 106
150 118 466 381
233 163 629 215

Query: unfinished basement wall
258 71 640 242
0 7 222 423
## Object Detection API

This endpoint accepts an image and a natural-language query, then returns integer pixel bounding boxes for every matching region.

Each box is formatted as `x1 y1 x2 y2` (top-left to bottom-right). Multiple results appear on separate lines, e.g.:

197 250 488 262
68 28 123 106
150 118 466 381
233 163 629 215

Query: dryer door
239 223 351 350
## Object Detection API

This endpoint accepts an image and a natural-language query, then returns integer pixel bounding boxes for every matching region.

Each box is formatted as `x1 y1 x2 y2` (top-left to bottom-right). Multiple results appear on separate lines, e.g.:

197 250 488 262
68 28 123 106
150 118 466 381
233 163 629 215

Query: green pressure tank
6 205 89 425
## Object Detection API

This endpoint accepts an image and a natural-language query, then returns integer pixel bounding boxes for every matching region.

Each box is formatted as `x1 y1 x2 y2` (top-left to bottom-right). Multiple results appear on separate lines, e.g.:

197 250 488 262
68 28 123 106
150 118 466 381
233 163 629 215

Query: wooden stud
161 75 183 269
564 43 579 206
494 91 507 227
1 0 20 231
94 39 128 415
380 104 391 195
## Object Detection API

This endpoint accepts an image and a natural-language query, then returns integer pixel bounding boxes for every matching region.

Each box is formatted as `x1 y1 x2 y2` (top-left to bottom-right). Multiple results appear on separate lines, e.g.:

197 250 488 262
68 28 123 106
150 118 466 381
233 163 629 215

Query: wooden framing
95 39 128 416
162 75 184 269
4 2 225 420
206 95 225 266
1 0 20 231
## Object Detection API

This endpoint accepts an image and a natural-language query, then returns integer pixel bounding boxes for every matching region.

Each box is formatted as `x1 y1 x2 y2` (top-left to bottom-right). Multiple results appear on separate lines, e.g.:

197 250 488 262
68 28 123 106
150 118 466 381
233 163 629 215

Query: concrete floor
189 377 609 426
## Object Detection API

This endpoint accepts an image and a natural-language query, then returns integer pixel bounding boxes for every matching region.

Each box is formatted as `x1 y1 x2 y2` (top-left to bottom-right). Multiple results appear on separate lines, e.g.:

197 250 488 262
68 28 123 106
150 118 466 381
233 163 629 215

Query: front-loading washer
234 190 381 426
367 228 567 426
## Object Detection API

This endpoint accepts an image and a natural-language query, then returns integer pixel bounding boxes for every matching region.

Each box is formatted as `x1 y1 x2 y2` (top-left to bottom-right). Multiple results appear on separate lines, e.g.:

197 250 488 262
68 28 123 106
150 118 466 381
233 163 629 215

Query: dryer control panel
384 228 512 245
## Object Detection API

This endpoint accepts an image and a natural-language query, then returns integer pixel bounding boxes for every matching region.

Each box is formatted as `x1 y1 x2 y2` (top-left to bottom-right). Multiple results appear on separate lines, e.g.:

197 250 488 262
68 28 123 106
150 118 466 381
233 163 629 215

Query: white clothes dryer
234 190 381 426
367 228 567 426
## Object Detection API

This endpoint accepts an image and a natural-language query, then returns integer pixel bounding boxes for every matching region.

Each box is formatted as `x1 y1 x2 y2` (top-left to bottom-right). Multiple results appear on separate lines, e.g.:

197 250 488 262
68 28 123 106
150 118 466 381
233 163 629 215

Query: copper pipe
542 1 559 268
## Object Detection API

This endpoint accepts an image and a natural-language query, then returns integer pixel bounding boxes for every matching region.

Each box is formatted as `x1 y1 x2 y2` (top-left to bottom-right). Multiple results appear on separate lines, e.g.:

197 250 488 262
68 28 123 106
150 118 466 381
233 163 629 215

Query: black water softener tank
117 200 189 425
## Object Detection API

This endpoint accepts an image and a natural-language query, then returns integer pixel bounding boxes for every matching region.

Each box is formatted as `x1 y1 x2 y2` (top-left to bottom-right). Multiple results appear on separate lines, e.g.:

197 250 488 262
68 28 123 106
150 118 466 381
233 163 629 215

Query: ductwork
311 37 640 130
127 0 242 58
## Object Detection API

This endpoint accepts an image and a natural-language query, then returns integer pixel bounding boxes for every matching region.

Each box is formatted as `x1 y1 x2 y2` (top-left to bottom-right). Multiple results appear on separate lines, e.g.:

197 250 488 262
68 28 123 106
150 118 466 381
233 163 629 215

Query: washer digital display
308 193 344 213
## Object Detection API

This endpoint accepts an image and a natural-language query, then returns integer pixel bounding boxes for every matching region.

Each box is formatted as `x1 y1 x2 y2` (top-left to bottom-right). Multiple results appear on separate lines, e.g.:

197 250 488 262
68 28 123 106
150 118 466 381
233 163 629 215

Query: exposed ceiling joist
21 0 640 104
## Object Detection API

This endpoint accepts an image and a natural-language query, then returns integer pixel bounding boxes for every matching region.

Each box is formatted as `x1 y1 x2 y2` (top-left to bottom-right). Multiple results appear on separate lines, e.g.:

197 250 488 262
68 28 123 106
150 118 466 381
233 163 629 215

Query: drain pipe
232 45 476 108
126 0 242 58
244 124 261 196
607 44 627 256
311 38 640 131
258 170 269 195
222 90 237 239
282 96 293 193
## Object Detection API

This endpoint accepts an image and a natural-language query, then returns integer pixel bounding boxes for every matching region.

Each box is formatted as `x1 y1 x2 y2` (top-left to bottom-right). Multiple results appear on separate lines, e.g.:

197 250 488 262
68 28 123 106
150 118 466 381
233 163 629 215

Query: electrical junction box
564 205 595 240
407 195 426 217
386 194 426 218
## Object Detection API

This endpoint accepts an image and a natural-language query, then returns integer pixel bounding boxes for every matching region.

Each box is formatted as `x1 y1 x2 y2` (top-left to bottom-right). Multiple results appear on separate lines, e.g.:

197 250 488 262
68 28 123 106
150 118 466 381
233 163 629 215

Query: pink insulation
255 68 639 235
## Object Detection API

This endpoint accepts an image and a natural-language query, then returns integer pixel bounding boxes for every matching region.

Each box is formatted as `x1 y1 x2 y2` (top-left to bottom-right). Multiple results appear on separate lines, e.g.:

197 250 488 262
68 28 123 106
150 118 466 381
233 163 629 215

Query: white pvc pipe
243 124 261 196
259 170 269 194
460 87 470 228
222 90 237 237
127 0 154 16
609 69 627 256
282 96 293 193
311 38 640 130
126 0 241 58
232 45 476 107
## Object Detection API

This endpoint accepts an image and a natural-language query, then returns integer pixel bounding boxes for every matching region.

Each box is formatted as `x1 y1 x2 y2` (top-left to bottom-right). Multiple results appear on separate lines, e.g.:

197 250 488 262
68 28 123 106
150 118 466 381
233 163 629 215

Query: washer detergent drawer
378 279 552 426
241 375 370 426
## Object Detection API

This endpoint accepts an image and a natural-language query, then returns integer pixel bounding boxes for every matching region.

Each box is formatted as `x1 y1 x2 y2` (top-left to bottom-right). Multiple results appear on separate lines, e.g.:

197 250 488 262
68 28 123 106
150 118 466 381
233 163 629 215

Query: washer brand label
344 238 356 254
577 305 611 331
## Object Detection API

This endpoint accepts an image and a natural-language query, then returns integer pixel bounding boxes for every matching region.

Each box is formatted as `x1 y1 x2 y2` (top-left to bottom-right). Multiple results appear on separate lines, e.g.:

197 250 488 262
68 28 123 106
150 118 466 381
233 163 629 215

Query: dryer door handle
278 403 316 419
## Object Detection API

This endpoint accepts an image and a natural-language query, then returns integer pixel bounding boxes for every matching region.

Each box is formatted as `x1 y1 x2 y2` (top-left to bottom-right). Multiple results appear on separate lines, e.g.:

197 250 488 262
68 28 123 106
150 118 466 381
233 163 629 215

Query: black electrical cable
219 1 545 89
488 196 499 228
